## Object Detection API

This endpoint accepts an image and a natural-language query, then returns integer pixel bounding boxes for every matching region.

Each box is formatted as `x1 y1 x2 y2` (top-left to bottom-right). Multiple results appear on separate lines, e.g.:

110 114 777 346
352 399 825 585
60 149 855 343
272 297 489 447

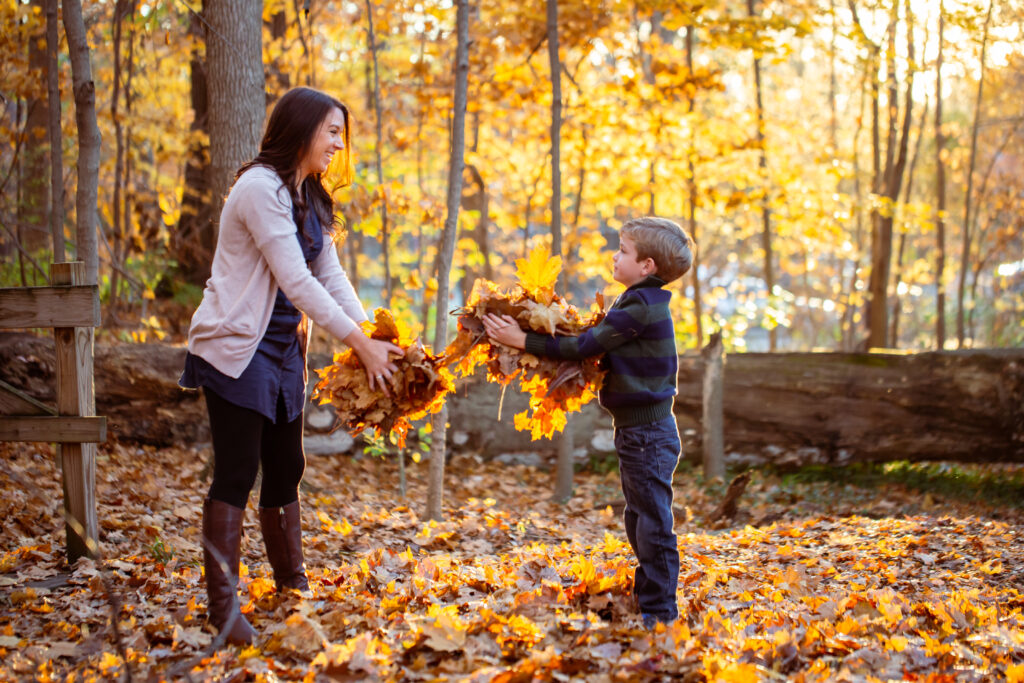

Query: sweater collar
625 274 668 292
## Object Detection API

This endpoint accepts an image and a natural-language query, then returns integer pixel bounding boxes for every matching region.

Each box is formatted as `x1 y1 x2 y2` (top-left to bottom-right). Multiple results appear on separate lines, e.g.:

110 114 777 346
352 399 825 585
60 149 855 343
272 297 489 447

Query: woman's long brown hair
236 87 352 241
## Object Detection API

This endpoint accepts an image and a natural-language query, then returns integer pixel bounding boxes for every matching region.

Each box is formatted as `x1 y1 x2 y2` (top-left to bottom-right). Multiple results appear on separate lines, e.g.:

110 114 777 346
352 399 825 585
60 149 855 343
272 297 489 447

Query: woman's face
298 107 346 179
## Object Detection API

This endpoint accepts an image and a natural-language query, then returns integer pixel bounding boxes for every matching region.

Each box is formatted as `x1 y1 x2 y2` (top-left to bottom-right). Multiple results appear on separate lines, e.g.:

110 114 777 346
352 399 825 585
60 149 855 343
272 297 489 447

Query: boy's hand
482 313 527 350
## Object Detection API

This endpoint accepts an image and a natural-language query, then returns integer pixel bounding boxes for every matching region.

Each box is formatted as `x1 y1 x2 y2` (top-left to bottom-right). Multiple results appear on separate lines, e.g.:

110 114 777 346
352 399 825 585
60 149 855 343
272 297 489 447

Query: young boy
483 216 694 628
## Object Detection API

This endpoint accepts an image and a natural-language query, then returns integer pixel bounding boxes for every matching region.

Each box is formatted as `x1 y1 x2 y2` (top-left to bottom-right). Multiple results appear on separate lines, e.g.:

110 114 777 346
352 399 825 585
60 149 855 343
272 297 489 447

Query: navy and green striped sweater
524 275 677 428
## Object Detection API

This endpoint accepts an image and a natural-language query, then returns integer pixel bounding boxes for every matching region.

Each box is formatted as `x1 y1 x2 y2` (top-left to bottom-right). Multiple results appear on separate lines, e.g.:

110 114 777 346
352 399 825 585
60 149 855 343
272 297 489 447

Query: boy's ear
644 258 657 275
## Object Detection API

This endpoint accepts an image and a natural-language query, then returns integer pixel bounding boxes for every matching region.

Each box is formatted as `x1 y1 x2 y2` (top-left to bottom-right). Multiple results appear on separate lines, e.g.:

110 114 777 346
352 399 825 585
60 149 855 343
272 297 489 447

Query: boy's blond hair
620 217 694 283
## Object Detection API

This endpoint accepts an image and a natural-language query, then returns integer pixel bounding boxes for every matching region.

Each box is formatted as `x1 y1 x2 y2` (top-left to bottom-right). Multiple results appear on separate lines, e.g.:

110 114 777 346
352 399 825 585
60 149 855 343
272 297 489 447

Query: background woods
2 2 1024 681
0 0 1021 351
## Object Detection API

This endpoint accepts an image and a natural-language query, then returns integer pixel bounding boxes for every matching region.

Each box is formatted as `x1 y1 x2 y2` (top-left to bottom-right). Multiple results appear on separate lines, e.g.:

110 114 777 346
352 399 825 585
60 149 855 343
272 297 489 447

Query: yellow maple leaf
515 245 561 305
525 299 564 335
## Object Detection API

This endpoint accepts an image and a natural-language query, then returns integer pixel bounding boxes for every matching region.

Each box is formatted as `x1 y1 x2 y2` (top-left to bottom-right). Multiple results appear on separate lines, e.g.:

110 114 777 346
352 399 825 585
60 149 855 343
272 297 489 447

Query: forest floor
1 440 1023 682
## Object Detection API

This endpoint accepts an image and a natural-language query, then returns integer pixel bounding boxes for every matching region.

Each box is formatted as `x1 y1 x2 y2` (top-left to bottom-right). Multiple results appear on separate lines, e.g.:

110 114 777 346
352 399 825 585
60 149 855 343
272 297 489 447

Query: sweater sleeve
234 170 362 342
311 234 368 326
523 293 648 360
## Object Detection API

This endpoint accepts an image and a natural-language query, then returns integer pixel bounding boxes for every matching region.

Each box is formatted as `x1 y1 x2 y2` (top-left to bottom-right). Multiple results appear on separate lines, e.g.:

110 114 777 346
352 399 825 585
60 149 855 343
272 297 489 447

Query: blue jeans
615 415 681 620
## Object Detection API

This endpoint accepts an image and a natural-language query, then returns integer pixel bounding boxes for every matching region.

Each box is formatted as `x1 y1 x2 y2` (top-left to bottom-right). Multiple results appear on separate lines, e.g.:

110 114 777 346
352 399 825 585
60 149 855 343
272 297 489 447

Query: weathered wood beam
0 285 100 329
0 415 106 443
52 262 99 562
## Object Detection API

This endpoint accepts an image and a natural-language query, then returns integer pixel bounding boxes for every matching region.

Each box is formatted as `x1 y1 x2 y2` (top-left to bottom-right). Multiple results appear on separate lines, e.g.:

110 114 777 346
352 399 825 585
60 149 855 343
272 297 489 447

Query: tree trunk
828 0 838 153
568 125 587 279
862 2 913 350
426 0 469 522
45 0 63 262
415 29 428 327
460 165 492 287
891 90 928 348
205 0 264 234
746 0 775 351
171 7 215 288
366 0 391 308
62 0 101 284
547 0 573 503
956 0 993 348
290 0 314 86
870 11 897 348
109 0 131 315
21 0 49 255
934 2 946 350
842 59 869 350
701 332 724 481
686 25 703 350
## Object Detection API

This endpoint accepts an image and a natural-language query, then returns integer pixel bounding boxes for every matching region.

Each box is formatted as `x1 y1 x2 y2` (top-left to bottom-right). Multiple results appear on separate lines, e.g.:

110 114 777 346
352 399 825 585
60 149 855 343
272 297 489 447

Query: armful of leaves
442 248 608 441
312 309 454 448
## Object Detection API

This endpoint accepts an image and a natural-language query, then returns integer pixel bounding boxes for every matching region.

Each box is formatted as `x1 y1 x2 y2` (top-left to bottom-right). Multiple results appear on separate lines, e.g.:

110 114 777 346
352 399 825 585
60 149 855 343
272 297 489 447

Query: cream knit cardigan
186 166 368 378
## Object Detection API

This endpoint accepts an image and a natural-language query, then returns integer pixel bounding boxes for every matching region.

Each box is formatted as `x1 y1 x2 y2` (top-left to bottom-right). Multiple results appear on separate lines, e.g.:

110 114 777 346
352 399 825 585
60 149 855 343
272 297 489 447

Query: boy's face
613 234 655 287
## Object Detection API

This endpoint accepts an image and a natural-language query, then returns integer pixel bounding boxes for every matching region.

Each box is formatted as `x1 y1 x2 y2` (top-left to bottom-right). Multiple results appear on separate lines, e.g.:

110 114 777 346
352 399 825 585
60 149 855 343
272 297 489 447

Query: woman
181 87 402 644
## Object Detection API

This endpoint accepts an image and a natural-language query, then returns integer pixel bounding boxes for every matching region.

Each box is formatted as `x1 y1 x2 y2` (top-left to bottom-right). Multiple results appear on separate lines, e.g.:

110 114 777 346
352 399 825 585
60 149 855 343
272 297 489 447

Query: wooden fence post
51 261 98 562
701 331 725 482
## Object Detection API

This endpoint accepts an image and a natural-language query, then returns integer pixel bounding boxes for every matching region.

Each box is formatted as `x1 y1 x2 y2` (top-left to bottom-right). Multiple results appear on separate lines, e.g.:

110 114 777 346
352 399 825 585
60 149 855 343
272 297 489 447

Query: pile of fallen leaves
312 308 453 447
444 247 608 440
2 440 1023 681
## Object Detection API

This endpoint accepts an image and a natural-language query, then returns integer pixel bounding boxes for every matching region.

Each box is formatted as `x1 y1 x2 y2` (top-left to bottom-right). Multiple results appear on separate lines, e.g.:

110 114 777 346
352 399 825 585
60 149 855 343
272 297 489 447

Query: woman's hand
482 313 527 350
343 330 404 394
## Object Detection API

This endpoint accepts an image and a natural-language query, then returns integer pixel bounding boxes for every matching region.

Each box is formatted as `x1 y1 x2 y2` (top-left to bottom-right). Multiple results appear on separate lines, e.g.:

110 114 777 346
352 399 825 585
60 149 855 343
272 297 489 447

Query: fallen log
676 350 1024 465
0 332 206 446
3 333 1022 464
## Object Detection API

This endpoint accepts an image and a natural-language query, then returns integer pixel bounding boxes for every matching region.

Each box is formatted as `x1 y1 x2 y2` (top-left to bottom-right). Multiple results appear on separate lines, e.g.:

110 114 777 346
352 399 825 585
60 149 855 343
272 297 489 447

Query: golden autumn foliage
312 309 453 448
444 247 607 440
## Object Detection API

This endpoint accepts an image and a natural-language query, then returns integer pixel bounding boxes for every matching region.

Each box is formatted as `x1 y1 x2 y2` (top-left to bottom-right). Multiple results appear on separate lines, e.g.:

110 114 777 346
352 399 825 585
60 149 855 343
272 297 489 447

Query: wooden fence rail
0 262 105 562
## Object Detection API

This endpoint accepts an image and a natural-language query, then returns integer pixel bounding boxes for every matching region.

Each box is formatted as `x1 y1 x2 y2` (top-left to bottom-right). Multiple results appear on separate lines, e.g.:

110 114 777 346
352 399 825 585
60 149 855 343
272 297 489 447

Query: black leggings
203 387 306 509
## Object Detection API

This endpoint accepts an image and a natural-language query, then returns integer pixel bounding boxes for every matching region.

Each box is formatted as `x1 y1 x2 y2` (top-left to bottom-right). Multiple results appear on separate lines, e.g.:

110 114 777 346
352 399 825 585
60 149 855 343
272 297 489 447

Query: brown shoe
202 498 256 645
259 500 311 592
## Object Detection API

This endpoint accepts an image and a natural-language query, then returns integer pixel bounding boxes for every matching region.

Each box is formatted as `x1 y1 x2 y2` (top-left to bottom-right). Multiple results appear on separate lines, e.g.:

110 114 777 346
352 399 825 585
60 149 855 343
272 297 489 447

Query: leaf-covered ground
1 440 1023 682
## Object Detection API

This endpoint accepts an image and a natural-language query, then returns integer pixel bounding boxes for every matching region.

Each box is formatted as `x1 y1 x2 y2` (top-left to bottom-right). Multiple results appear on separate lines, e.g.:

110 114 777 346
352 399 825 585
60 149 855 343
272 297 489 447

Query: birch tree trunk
426 0 469 522
205 0 264 231
62 0 101 284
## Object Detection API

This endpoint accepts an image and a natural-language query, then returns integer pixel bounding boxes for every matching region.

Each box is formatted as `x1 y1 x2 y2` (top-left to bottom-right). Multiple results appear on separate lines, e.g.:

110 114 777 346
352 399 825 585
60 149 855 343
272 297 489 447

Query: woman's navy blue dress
181 208 324 424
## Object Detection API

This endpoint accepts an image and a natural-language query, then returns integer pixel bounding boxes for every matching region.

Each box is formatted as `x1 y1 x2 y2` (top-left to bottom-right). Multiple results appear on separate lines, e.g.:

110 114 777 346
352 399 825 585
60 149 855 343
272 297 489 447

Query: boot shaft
259 500 310 592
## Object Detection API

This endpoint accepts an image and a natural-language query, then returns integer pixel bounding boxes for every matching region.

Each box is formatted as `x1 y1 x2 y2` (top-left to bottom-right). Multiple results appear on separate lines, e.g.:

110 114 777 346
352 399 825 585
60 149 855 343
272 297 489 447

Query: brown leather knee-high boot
259 500 310 592
202 498 256 644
